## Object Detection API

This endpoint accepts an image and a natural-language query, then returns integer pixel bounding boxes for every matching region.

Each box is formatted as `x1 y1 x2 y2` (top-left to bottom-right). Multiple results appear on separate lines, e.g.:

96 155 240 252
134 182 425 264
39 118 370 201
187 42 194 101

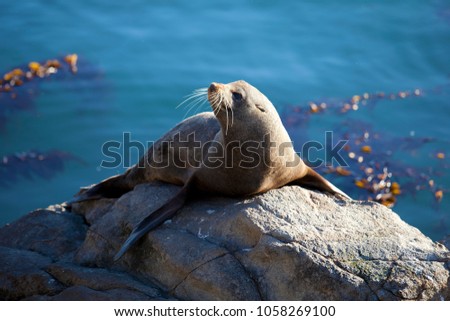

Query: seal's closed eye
255 104 266 112
232 92 242 101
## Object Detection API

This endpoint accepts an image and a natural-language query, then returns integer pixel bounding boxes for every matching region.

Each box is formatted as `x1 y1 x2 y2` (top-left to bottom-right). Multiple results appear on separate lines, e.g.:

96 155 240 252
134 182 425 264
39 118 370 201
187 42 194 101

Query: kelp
0 53 110 131
0 150 79 187
283 87 427 127
0 55 82 185
0 54 78 92
0 54 79 129
282 86 448 208
317 120 445 208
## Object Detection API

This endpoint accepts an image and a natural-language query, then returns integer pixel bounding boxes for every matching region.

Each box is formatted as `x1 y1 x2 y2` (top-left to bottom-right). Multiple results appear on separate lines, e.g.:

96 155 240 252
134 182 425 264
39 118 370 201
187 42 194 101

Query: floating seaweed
0 54 78 93
313 119 447 208
283 87 428 128
0 54 79 128
0 150 80 187
283 86 449 209
0 53 111 131
0 54 110 187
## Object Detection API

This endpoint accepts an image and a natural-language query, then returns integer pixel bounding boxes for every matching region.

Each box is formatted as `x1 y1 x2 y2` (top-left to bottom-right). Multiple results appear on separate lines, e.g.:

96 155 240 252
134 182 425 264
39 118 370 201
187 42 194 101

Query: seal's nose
208 82 224 93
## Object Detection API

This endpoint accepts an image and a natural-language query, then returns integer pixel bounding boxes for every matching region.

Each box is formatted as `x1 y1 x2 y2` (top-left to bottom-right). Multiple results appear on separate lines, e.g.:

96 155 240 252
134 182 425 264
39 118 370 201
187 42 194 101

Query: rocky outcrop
0 182 449 300
0 207 168 300
441 235 450 252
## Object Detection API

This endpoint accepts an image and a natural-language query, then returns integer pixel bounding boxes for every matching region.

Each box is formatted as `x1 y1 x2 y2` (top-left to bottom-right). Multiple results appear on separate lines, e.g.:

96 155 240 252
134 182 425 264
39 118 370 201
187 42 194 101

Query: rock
45 263 166 299
30 285 154 301
0 247 169 301
0 206 169 300
52 285 153 300
439 235 450 251
0 246 63 300
0 207 86 261
0 182 449 300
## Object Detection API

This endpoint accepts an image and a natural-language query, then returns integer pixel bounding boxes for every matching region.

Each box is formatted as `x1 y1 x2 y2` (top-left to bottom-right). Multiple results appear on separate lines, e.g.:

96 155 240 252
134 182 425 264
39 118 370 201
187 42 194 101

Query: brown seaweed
0 54 107 187
283 87 428 128
283 86 449 209
0 150 80 187
0 54 78 93
0 54 110 130
314 119 447 208
0 54 79 128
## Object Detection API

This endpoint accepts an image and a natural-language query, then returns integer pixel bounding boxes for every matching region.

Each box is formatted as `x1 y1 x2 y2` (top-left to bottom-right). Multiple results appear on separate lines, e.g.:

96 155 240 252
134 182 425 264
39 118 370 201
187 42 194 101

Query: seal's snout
208 82 224 94
208 82 225 103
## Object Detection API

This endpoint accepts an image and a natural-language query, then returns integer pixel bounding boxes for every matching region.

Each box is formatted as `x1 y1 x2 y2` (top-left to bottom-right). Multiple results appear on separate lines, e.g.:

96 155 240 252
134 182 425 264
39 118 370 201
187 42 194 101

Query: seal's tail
68 174 132 204
293 167 352 200
114 183 190 261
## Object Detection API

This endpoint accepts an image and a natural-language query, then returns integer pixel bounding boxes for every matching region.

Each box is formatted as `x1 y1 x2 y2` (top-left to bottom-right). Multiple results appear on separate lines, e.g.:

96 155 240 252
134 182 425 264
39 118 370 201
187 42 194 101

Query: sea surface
0 0 449 240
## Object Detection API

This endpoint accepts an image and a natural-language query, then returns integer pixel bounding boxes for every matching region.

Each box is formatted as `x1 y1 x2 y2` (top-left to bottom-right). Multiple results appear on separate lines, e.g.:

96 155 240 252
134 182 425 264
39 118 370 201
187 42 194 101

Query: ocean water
0 0 449 240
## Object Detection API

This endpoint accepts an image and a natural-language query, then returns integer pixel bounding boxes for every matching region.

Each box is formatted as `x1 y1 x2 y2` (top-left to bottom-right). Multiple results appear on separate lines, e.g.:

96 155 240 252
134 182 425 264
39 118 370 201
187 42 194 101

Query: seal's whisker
192 95 208 114
184 94 206 111
176 94 203 109
179 92 206 106
176 94 202 109
192 87 208 94
194 98 208 115
188 87 208 96
213 104 220 116
218 94 223 115
176 88 208 109
210 94 220 116
223 97 230 136
183 96 207 119
230 104 234 128
214 95 221 116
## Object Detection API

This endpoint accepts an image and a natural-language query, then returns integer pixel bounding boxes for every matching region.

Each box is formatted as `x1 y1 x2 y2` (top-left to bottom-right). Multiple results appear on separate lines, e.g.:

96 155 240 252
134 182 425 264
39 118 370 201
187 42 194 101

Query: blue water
1 0 449 240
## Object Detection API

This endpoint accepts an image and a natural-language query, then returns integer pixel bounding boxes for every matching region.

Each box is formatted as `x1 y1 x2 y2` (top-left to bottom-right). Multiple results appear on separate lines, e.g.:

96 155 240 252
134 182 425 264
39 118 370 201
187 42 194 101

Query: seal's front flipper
291 167 351 200
114 183 190 261
68 174 131 204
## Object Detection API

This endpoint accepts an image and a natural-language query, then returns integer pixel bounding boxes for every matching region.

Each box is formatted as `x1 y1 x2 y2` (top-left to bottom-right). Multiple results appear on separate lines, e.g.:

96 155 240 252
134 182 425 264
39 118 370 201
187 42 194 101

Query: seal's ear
255 104 266 112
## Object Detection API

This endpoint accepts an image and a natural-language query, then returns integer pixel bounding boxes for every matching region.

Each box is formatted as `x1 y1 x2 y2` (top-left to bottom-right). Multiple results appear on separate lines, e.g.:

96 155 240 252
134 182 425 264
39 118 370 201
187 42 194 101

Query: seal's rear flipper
114 183 190 261
291 168 351 200
68 174 131 204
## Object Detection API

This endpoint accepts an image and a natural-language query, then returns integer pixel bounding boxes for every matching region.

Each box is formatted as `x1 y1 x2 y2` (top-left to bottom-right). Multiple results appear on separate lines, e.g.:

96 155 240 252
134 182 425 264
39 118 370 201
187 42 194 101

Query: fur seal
70 80 350 260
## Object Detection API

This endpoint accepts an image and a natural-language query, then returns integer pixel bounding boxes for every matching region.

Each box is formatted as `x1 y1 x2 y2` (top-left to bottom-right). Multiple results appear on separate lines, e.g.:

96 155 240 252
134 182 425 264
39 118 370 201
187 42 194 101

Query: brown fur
71 80 350 260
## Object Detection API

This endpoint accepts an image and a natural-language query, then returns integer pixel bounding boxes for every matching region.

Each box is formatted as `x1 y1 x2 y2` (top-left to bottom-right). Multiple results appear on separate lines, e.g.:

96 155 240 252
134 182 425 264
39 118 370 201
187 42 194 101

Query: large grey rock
0 207 86 261
0 206 168 301
0 246 63 300
72 182 450 300
440 235 450 252
1 182 449 300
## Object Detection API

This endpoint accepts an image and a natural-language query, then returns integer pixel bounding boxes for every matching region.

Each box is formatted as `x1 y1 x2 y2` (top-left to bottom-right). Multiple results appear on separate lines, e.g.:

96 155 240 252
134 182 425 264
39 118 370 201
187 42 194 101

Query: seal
70 80 350 260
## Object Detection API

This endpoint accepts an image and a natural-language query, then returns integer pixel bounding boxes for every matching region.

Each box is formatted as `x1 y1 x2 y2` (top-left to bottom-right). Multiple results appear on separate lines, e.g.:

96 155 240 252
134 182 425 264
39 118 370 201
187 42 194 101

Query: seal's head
207 80 281 136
